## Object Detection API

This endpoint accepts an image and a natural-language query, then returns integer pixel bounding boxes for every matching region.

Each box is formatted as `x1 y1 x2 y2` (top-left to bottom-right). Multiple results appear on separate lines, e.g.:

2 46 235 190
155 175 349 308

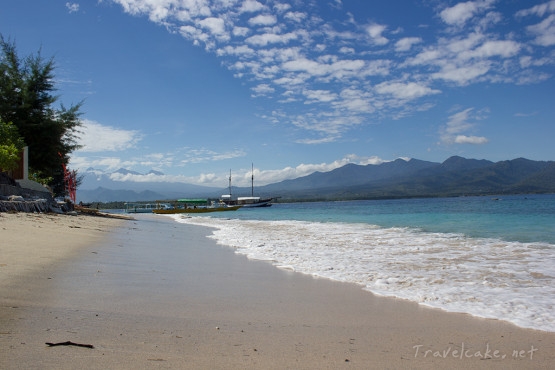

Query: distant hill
75 157 555 202
261 158 438 192
263 156 555 201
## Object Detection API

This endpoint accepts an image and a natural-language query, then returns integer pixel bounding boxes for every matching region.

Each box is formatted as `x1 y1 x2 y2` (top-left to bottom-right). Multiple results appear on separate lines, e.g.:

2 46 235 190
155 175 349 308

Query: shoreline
1 212 554 369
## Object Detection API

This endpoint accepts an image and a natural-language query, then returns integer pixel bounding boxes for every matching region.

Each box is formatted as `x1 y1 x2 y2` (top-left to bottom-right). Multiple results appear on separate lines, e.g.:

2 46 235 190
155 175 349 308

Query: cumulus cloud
239 0 265 14
366 23 389 45
77 119 142 152
248 14 277 26
197 17 229 41
440 0 495 27
69 155 128 172
251 83 275 96
395 37 422 52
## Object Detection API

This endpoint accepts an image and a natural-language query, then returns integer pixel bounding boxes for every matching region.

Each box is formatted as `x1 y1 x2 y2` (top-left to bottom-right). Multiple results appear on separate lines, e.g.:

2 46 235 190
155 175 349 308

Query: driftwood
45 341 94 349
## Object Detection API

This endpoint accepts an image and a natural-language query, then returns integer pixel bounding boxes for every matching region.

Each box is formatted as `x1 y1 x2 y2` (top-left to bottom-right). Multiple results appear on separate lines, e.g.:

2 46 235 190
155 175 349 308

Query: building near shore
1 147 51 198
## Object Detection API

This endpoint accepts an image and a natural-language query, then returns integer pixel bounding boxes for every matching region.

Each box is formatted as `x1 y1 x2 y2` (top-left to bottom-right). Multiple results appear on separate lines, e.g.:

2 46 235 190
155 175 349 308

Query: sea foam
171 215 555 332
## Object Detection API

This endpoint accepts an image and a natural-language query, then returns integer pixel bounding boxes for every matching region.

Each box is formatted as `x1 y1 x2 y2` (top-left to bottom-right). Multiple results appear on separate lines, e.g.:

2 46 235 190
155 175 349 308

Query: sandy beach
1 212 554 369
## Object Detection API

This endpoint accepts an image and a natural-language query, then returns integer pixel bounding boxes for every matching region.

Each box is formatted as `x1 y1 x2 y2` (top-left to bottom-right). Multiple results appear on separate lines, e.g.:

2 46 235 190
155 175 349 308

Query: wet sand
1 212 554 369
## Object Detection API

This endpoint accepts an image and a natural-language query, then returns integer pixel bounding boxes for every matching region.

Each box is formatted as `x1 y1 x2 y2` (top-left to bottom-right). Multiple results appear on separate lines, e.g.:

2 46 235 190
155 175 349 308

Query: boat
124 202 158 213
152 198 241 214
220 165 275 208
237 196 273 208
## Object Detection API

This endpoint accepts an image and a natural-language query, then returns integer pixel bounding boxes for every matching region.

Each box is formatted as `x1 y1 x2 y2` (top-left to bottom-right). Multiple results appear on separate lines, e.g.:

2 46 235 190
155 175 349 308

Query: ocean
165 194 555 333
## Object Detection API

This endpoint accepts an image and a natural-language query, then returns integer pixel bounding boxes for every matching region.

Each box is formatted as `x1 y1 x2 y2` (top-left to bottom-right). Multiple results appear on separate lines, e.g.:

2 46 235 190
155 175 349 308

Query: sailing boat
220 164 274 207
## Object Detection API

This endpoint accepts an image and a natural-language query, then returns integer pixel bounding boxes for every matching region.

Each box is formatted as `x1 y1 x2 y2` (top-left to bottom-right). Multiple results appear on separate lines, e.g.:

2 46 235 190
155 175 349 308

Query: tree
0 119 25 172
0 35 83 196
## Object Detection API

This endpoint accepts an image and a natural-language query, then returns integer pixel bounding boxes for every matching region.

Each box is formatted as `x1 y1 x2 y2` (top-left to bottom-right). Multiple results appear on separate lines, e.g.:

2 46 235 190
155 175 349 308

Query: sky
1 0 555 187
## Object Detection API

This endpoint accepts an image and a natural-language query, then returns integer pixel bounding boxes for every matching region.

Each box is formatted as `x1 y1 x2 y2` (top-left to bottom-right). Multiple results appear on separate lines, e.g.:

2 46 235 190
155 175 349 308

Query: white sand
1 212 554 369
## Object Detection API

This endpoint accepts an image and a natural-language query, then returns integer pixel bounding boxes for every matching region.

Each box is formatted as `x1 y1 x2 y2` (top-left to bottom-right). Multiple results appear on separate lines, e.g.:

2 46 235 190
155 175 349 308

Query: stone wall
0 198 51 212
0 174 60 213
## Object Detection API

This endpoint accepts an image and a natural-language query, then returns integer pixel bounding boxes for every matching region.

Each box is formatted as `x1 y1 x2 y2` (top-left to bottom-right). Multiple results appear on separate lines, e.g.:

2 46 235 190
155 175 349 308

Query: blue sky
2 0 555 187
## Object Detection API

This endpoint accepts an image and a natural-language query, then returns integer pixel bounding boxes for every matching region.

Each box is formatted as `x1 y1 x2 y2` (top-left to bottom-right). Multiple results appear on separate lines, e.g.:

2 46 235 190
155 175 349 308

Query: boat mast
228 169 232 197
251 163 254 197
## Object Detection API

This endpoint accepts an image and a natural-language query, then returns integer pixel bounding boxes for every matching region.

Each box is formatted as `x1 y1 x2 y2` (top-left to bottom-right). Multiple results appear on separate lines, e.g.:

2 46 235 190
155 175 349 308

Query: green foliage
0 143 21 171
0 35 83 195
0 119 25 171
28 168 53 187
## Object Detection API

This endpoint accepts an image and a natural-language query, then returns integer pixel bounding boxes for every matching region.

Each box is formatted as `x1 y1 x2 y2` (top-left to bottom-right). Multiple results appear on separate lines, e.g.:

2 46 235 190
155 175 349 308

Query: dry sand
1 212 554 369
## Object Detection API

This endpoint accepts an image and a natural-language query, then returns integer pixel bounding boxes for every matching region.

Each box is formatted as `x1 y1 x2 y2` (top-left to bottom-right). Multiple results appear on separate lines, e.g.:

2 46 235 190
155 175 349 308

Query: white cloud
248 14 277 26
366 23 389 45
197 17 229 41
462 40 521 59
251 83 275 96
232 26 250 37
374 81 441 100
281 57 366 80
239 0 265 14
440 108 488 145
72 145 248 180
454 135 489 144
69 155 127 172
284 11 306 23
339 46 355 54
108 0 546 146
334 88 374 113
273 3 291 13
295 136 339 145
406 32 522 86
245 32 298 46
431 61 491 85
77 120 142 152
440 0 495 26
216 45 255 57
303 89 337 103
516 0 555 18
527 14 555 46
65 2 79 13
395 37 422 52
176 148 246 164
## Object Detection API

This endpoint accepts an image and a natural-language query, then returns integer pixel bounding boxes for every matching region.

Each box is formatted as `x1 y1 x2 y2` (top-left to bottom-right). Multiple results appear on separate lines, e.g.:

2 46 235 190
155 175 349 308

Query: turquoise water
169 194 555 332
211 194 555 244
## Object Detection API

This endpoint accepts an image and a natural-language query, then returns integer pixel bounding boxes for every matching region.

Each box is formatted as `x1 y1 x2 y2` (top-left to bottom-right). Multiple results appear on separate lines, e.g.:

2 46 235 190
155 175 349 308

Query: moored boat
221 165 275 208
125 202 157 213
236 196 273 208
152 198 241 214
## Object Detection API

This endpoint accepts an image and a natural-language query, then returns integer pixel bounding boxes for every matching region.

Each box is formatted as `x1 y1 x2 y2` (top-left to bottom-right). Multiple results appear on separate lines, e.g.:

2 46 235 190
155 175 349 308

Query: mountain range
76 156 555 203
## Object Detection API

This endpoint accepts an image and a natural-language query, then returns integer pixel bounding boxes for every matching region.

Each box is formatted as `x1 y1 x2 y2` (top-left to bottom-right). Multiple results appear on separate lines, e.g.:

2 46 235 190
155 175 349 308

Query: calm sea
167 194 555 332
